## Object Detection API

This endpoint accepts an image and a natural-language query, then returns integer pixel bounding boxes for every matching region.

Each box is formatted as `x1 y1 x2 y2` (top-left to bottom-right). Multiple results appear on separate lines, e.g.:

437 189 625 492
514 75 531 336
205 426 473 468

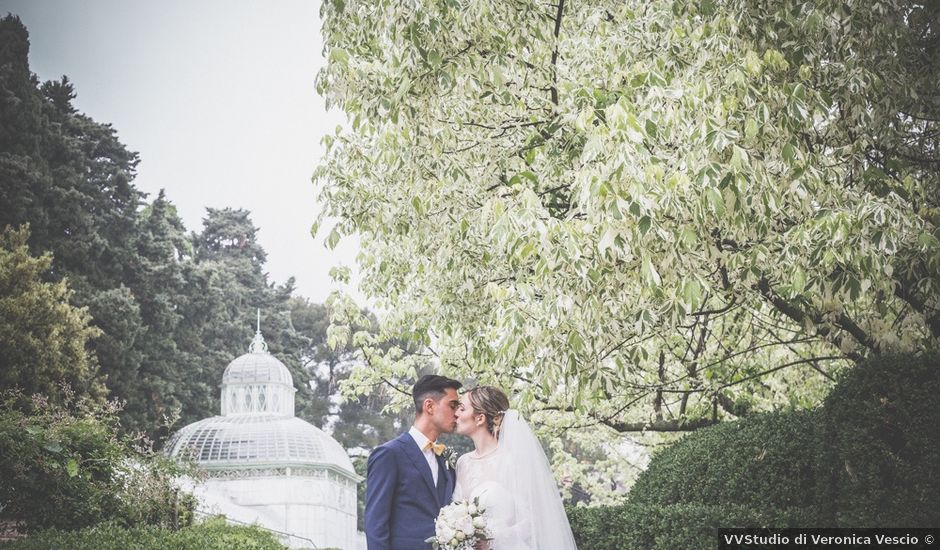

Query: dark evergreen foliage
568 352 940 548
0 15 396 451
0 226 103 401
628 410 823 510
0 389 195 533
0 16 303 436
567 502 816 550
819 351 940 527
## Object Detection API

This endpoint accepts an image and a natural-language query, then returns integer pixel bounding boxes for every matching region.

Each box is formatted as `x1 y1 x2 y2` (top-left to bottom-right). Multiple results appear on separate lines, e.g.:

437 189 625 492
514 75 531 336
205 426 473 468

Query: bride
453 386 578 550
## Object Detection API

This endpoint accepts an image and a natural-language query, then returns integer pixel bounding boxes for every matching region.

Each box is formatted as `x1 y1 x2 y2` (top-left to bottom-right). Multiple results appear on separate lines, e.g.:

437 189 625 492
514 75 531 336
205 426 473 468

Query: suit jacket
364 432 456 550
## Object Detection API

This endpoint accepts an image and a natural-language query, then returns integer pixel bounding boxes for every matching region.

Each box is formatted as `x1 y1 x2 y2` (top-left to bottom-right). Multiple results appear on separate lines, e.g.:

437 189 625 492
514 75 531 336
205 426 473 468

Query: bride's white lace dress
452 411 578 550
453 446 533 549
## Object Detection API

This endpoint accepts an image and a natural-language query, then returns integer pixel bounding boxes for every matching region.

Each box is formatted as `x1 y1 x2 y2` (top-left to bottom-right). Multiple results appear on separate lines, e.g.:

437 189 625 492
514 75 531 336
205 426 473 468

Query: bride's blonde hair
466 386 510 439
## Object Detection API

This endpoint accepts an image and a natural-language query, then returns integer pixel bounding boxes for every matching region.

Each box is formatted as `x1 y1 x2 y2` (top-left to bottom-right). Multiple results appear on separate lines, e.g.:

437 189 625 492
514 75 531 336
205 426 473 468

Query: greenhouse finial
249 309 268 353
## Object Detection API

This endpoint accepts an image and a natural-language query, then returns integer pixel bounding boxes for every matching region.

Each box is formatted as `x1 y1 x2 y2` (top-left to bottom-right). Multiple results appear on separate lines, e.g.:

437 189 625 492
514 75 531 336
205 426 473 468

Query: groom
364 375 462 550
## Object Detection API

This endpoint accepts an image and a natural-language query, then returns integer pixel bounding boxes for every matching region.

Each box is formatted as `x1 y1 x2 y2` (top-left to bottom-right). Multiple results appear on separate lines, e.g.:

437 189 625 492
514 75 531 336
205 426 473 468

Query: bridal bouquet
426 498 490 550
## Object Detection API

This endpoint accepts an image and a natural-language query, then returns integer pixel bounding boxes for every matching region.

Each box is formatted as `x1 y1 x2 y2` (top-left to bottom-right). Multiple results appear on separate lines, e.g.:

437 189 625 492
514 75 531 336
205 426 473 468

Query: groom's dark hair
412 374 462 415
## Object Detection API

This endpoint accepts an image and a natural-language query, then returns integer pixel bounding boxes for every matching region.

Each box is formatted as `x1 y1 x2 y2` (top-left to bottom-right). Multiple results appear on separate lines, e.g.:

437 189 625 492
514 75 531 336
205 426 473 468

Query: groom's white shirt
408 426 440 485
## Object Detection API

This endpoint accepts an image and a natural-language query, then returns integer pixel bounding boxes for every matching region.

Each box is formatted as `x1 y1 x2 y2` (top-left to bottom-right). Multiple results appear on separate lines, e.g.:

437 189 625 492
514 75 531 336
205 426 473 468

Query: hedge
567 503 818 550
819 351 940 527
567 352 939 548
628 410 823 511
0 518 287 550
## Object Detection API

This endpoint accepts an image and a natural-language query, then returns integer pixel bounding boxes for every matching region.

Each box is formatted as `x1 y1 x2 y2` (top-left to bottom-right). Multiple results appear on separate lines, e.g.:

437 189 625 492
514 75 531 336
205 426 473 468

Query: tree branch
755 277 868 361
549 0 565 106
605 417 719 433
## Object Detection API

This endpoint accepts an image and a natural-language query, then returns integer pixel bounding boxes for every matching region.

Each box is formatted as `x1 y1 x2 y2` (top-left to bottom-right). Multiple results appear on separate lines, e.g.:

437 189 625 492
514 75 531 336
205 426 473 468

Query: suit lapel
397 433 440 506
444 458 456 502
435 454 447 503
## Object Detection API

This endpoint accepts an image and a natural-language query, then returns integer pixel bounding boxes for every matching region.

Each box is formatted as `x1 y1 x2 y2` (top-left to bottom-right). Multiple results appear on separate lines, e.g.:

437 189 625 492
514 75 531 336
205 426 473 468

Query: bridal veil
497 410 578 550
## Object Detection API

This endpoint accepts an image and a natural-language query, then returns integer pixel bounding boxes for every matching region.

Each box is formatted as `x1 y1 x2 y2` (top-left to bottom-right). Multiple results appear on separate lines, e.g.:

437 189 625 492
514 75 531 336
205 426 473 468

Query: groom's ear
419 397 434 416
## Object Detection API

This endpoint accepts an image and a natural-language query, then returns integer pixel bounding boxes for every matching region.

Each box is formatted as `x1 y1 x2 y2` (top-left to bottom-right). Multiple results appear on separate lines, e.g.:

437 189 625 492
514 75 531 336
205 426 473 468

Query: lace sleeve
452 453 470 501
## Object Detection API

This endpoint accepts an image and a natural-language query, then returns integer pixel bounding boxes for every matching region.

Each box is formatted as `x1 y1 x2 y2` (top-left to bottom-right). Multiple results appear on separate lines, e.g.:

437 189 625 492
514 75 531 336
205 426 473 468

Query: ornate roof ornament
248 308 268 353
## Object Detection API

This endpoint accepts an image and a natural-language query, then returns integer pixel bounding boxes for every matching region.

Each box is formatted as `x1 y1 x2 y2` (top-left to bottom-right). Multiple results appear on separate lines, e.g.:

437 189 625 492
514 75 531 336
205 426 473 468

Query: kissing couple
363 375 578 550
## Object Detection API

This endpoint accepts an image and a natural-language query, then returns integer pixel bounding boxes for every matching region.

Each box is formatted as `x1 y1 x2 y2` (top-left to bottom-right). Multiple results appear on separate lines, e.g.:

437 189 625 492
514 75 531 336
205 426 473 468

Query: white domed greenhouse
166 327 362 549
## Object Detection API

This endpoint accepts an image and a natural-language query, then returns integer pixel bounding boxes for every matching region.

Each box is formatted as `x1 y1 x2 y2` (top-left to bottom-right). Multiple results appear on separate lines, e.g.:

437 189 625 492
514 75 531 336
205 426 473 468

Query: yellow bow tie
423 441 446 456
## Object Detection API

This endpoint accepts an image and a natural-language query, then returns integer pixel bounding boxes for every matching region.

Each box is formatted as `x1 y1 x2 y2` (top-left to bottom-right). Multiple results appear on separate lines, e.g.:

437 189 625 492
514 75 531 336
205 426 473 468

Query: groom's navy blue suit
364 432 456 550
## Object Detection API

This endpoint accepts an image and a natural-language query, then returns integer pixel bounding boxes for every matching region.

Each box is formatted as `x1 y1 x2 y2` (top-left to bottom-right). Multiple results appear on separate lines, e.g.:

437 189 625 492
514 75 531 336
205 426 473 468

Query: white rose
472 516 487 529
445 505 464 523
456 516 475 536
456 531 466 541
467 503 478 515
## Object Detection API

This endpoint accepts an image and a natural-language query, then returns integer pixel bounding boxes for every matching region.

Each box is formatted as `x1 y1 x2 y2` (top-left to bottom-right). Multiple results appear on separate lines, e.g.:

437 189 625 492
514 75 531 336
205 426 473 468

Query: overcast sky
0 0 361 304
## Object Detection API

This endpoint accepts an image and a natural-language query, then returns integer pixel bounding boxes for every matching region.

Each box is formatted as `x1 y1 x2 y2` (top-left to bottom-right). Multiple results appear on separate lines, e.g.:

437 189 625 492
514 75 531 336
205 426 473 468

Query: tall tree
0 225 103 402
176 208 320 429
0 17 329 438
315 0 939 439
0 15 148 426
289 295 411 447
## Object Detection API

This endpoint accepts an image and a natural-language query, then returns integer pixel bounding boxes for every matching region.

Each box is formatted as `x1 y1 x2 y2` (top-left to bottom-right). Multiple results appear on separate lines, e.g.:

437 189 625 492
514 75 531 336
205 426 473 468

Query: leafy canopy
315 0 939 443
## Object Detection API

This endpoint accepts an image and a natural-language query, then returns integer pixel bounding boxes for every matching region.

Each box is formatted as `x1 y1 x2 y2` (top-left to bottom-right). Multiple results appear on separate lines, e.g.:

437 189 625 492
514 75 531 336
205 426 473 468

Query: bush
567 352 940 548
0 517 287 550
0 390 195 533
567 503 817 550
819 351 940 527
628 410 823 511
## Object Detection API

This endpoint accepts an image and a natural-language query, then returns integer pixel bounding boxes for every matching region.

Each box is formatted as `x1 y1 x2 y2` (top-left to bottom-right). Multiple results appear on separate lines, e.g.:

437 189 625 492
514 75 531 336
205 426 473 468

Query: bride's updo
466 386 510 439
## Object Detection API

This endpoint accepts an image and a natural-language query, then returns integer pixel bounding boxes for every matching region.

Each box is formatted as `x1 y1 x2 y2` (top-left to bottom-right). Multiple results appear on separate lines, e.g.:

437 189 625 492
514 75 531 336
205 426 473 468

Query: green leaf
782 142 796 164
641 257 662 287
791 268 806 293
745 118 758 140
329 48 350 65
706 188 724 215
66 458 79 478
325 226 341 249
43 441 63 454
567 331 585 353
682 278 701 309
428 50 443 69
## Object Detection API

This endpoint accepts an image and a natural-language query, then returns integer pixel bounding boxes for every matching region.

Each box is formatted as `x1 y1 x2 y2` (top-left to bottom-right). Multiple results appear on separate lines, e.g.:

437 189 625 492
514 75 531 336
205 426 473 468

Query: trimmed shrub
819 351 940 527
629 410 824 512
567 502 817 550
0 518 286 550
567 352 940 548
